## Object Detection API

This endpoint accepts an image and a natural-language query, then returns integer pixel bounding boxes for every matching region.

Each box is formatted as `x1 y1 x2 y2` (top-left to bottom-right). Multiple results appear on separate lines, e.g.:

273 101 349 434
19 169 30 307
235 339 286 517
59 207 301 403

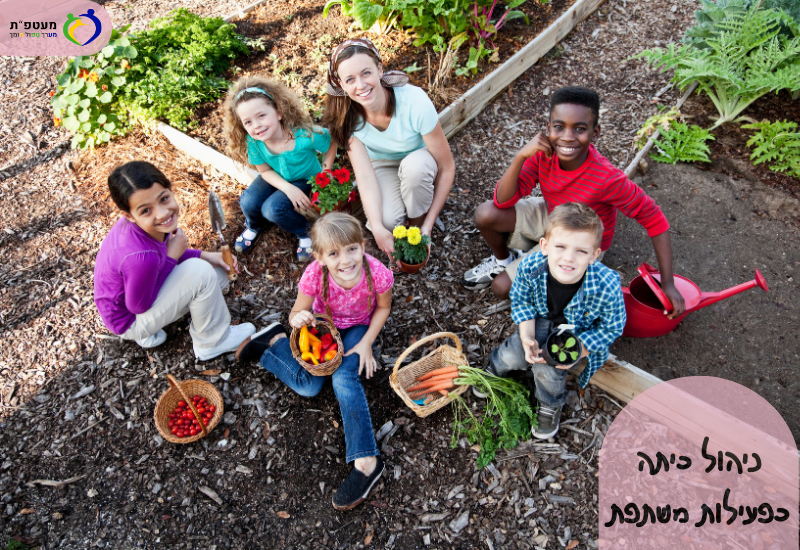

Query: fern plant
742 120 800 177
651 120 715 164
637 3 800 129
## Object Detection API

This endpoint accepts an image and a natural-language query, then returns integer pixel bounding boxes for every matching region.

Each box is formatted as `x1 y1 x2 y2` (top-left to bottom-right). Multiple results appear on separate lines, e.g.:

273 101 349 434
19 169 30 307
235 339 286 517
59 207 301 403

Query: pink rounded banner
0 0 112 56
599 376 798 549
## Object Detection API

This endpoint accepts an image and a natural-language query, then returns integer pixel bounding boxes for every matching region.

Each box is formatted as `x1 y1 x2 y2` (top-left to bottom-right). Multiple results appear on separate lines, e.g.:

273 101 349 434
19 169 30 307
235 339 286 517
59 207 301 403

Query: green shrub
651 120 715 164
50 27 135 149
742 120 800 177
637 3 800 129
120 9 249 130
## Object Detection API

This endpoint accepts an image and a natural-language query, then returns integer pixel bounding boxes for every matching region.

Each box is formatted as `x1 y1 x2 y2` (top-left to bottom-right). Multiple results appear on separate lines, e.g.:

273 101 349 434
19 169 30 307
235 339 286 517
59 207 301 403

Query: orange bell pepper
311 339 322 361
301 351 319 365
323 348 337 362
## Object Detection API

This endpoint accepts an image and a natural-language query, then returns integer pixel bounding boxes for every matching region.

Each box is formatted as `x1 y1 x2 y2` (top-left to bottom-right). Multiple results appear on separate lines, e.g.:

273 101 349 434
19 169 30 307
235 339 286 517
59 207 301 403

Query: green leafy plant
309 166 357 214
50 26 135 149
634 106 682 149
687 0 800 49
742 119 800 177
550 336 579 363
651 120 715 164
637 3 800 129
323 0 400 34
391 226 430 265
5 539 29 550
450 366 536 468
120 9 249 130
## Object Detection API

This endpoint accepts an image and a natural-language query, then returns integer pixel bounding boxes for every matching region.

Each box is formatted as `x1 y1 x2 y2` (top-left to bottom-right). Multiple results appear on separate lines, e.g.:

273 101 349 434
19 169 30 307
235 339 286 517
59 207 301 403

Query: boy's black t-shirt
547 267 584 327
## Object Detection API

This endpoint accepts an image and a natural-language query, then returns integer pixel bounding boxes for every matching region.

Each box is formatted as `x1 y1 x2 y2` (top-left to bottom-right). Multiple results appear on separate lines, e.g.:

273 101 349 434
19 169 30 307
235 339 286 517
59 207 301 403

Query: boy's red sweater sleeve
493 155 541 209
602 169 670 238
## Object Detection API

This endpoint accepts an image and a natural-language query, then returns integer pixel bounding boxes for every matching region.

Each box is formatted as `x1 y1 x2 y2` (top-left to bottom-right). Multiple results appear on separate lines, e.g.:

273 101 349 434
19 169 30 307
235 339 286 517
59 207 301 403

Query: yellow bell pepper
299 326 311 353
301 351 319 365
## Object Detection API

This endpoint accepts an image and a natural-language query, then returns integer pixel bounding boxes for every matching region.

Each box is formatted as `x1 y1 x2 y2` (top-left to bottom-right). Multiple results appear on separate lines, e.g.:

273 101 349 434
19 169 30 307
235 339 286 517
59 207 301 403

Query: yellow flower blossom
406 226 421 237
407 232 422 245
392 226 407 239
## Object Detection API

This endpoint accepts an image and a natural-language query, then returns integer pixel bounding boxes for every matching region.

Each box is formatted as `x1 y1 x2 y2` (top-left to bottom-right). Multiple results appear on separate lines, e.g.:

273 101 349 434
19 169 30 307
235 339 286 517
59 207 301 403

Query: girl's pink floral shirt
298 254 394 329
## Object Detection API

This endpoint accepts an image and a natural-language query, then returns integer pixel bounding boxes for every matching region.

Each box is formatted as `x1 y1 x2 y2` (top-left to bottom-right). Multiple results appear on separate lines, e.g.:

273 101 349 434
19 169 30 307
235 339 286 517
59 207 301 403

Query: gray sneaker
194 323 256 361
472 363 500 399
135 329 167 349
461 253 515 291
531 402 562 440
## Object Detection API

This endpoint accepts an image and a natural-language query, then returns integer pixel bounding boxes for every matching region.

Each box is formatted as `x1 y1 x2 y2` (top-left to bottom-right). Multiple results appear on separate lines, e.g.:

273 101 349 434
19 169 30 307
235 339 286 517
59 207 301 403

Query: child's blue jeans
258 324 379 463
489 320 574 408
239 175 311 238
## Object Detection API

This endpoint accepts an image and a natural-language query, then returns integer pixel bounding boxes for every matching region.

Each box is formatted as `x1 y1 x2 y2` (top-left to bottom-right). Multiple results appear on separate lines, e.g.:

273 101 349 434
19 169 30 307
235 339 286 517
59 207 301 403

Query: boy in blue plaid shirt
479 203 626 439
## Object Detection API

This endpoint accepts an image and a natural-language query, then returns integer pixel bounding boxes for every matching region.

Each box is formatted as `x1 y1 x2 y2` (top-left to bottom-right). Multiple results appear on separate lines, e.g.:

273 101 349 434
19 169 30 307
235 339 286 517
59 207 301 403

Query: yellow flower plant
391 225 430 266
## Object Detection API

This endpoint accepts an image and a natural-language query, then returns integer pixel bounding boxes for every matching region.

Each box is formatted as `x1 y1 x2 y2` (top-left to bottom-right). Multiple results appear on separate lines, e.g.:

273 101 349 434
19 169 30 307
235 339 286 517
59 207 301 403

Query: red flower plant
331 167 351 185
49 91 55 97
102 85 108 91
348 190 358 203
315 171 331 189
309 165 355 215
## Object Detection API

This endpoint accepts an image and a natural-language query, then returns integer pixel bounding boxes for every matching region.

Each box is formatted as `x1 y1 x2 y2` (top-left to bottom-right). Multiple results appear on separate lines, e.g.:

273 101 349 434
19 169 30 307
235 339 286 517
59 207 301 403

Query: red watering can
622 263 769 338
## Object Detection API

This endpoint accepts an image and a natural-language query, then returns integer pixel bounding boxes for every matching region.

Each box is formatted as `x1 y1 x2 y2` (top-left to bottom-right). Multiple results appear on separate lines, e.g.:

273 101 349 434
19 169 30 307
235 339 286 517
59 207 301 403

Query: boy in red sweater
461 86 685 317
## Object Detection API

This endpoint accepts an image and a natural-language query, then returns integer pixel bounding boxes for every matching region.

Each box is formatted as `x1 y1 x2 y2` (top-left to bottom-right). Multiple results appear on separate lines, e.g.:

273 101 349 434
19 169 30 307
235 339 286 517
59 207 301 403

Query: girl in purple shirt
93 161 255 360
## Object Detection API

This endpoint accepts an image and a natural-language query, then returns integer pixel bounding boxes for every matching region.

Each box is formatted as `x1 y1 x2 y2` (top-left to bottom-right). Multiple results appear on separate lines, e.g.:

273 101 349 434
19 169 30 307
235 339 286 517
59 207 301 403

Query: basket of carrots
389 332 470 418
289 314 344 376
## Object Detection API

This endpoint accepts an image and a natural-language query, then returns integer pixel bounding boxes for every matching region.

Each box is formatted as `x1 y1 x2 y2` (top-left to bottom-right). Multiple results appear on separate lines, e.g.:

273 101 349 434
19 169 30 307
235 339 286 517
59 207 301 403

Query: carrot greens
450 366 536 469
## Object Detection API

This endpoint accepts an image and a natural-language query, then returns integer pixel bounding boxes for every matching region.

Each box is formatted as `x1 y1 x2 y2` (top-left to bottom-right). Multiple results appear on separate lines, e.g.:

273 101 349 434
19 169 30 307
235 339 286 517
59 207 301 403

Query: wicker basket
154 374 224 444
289 314 344 376
389 332 470 418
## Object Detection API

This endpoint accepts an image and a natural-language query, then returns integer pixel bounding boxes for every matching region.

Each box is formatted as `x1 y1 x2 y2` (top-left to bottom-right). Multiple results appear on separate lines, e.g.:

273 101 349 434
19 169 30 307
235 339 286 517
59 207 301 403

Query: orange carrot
416 372 458 385
407 376 457 393
415 366 459 382
409 381 454 397
438 390 449 396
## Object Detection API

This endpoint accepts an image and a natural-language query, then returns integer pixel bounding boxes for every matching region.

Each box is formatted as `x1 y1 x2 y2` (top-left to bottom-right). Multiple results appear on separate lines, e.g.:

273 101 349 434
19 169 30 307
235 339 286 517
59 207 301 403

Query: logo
63 9 102 46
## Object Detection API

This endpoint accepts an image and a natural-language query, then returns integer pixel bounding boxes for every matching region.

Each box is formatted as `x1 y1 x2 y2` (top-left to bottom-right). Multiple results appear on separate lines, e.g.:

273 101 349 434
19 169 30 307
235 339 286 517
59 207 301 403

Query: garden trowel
208 191 237 282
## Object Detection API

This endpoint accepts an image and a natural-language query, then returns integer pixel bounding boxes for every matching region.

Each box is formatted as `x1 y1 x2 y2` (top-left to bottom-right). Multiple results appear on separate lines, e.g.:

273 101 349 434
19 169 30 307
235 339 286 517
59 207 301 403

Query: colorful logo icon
63 9 102 46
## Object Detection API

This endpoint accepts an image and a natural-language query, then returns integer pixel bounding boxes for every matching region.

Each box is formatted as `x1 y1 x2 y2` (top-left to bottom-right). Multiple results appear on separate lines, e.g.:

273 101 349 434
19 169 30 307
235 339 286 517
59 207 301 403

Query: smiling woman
322 38 455 262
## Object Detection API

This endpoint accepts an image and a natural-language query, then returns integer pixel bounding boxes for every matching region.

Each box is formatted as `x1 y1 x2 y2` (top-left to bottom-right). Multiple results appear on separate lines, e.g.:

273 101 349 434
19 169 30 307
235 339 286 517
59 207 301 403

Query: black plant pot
542 330 583 367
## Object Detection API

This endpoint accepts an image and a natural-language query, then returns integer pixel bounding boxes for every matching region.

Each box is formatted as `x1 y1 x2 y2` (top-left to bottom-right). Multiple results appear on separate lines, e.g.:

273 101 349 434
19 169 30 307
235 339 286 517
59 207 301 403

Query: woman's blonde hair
310 213 374 318
223 75 316 166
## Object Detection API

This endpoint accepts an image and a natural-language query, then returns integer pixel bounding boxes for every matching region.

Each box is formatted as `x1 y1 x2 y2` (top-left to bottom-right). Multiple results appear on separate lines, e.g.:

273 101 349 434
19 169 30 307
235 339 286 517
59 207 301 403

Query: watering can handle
638 263 674 313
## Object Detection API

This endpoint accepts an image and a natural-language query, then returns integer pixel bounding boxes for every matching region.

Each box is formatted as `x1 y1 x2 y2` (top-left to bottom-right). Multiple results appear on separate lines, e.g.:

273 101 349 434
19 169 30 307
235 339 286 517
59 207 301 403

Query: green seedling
551 337 579 363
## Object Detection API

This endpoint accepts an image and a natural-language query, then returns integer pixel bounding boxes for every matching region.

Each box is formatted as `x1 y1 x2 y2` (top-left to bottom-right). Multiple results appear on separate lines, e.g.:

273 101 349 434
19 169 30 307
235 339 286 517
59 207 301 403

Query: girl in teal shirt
224 76 337 261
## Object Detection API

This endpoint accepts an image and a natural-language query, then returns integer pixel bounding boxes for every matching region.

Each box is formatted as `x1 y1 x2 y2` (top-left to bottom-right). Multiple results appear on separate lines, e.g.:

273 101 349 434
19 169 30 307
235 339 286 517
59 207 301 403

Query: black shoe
531 401 562 440
332 457 385 511
472 363 500 399
235 322 287 363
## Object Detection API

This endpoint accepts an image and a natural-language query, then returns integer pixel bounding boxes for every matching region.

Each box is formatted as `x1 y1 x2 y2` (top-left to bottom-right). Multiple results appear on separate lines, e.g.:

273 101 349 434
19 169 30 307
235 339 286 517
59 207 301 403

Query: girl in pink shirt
236 213 393 511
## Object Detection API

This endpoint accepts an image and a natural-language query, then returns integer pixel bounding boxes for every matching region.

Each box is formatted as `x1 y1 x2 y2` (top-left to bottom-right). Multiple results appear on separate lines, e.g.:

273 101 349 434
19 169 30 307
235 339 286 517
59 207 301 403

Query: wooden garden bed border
158 0 665 403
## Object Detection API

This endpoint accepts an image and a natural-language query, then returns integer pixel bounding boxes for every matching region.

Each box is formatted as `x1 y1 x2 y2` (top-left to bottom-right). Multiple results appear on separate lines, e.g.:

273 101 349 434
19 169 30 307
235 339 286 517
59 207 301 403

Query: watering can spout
690 269 769 313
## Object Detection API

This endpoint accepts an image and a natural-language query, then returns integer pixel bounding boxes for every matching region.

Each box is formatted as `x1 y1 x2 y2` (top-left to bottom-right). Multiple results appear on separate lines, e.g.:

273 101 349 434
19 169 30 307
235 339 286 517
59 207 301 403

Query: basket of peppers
289 314 344 376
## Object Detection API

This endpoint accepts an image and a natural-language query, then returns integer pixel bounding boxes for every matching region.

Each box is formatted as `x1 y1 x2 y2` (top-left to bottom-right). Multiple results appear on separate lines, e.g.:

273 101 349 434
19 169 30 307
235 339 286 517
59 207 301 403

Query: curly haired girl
223 76 337 261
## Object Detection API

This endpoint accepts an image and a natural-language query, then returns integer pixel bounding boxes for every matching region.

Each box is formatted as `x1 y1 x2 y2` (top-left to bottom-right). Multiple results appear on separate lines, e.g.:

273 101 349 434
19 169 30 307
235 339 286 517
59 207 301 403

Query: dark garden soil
3 0 800 547
680 89 800 200
186 0 575 153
